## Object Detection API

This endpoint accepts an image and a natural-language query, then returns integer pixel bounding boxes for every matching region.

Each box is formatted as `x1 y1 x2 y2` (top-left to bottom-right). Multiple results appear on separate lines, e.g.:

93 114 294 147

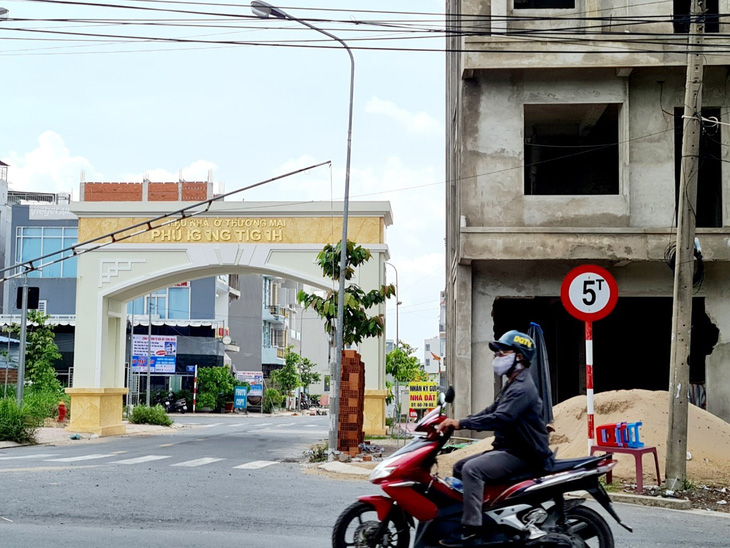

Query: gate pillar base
364 389 387 436
65 388 129 437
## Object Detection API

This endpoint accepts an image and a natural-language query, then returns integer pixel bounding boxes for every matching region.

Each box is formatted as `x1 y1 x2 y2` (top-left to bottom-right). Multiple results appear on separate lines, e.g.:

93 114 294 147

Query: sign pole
193 364 198 414
561 264 618 455
146 294 152 406
585 320 595 452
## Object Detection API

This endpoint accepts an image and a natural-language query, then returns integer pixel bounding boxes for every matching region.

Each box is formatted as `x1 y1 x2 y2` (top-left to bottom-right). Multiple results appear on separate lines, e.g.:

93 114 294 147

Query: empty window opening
515 0 574 9
674 107 722 228
492 296 716 406
524 103 620 195
673 0 719 33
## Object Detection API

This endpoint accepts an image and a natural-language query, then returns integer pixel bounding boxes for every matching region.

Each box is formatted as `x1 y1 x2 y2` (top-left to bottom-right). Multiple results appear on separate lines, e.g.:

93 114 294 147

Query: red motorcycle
332 387 632 548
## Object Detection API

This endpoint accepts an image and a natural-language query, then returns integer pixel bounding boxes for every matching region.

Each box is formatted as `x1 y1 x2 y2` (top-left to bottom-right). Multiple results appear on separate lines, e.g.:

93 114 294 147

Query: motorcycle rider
436 330 554 547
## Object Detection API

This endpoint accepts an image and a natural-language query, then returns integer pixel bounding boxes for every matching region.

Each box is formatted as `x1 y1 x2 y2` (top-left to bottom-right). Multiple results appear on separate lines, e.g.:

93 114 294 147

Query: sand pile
437 389 730 485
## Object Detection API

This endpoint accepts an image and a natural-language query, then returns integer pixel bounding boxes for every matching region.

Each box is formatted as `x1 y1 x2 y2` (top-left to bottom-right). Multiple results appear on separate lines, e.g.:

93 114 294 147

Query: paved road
0 414 729 547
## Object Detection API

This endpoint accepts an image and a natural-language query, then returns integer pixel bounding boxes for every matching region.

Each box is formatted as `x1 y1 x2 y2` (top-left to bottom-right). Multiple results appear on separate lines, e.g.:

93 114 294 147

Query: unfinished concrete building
446 0 730 423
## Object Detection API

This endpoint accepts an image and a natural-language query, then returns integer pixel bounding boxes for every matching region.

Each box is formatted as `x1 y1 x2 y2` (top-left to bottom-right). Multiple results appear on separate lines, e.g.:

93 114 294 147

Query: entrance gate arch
67 201 392 436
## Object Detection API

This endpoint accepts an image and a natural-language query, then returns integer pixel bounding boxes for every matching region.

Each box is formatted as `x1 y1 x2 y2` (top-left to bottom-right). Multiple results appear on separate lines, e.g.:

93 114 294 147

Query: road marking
0 465 99 473
159 444 175 447
45 454 115 462
304 424 318 428
198 423 222 428
172 457 226 467
0 454 59 460
233 460 278 470
111 455 172 465
255 428 328 435
112 451 127 454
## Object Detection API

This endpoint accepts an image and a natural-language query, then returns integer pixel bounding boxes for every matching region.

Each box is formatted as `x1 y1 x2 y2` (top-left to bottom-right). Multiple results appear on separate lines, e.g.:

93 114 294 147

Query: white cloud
365 97 441 136
3 131 99 196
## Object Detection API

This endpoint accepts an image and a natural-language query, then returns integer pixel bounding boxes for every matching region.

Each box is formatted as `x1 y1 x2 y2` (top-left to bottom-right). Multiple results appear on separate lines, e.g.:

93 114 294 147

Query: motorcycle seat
550 454 610 473
497 454 610 484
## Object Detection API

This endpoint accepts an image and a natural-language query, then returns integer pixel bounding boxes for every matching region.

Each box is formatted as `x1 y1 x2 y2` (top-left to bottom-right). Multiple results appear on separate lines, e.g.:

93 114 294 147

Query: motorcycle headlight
369 465 396 482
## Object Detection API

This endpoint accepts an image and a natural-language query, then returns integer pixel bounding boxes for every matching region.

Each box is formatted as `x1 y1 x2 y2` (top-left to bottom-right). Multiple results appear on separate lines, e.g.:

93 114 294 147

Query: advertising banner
132 335 177 374
408 382 438 409
236 371 263 391
234 386 248 409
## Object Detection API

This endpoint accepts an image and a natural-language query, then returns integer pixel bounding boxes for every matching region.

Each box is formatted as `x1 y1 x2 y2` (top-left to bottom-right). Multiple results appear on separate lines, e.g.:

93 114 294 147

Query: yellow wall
78 216 385 245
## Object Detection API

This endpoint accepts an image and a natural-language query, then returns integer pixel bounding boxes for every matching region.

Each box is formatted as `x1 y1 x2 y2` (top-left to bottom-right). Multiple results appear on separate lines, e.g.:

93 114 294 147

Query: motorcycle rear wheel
563 505 614 548
332 501 410 548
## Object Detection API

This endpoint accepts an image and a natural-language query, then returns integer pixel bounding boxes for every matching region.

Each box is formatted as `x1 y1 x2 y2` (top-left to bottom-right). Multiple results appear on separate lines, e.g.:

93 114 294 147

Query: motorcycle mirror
444 386 455 404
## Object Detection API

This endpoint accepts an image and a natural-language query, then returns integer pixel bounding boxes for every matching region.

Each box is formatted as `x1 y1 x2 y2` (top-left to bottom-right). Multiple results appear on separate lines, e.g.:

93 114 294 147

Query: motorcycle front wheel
332 501 410 548
562 505 614 548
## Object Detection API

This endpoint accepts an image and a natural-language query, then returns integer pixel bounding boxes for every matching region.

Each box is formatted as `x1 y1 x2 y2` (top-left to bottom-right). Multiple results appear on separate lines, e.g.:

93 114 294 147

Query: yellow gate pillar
66 295 128 436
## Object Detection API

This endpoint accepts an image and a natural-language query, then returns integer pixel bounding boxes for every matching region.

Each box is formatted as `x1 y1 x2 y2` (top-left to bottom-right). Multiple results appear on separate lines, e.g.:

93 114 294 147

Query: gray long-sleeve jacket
458 368 553 468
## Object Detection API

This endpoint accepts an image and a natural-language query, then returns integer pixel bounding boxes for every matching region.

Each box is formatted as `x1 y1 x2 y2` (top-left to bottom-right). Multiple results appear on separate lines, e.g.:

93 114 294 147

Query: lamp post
252 1 355 458
0 7 8 17
385 262 401 347
385 262 402 433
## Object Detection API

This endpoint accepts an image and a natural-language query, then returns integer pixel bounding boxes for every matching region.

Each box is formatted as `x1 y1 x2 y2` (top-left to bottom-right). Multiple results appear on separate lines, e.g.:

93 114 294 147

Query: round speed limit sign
560 265 618 322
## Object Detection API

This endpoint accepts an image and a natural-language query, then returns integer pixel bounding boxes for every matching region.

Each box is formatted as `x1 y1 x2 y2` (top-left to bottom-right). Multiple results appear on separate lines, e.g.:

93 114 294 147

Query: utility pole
16 277 28 405
666 0 706 490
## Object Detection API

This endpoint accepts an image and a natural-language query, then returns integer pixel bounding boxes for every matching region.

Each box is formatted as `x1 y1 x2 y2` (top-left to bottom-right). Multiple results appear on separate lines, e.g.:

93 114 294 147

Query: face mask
493 354 516 376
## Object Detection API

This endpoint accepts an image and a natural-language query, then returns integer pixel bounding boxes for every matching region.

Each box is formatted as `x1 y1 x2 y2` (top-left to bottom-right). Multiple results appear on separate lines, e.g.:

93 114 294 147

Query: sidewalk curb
608 492 692 510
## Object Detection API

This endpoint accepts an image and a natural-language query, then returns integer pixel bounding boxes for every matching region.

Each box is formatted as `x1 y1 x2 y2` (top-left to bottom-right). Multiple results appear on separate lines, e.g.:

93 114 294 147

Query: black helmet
489 330 536 364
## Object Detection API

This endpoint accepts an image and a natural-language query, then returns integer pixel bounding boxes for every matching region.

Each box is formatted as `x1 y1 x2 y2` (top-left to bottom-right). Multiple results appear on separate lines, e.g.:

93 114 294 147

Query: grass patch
128 404 173 426
24 389 68 422
0 398 40 444
599 477 618 492
306 443 328 463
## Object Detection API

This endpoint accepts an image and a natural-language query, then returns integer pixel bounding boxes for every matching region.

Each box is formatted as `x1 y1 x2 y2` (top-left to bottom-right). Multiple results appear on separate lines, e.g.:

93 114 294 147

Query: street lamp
0 7 8 18
385 262 401 347
252 0 355 458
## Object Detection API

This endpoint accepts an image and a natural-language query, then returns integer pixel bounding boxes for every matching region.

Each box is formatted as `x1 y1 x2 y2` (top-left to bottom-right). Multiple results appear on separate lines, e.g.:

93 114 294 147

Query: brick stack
338 350 365 454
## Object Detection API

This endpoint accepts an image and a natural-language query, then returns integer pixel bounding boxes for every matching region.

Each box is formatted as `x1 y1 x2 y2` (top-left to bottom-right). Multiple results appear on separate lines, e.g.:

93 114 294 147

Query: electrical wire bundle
664 239 705 290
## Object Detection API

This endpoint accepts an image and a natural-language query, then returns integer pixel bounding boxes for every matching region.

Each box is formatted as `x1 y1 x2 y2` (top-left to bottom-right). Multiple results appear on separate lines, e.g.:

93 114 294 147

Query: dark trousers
453 450 530 527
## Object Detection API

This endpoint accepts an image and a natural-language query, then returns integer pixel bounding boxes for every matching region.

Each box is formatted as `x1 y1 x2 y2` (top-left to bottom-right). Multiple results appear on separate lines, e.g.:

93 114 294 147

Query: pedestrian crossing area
0 452 281 471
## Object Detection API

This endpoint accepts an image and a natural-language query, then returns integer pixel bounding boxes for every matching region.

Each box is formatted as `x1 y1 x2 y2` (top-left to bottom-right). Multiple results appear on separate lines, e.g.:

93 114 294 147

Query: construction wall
80 181 212 202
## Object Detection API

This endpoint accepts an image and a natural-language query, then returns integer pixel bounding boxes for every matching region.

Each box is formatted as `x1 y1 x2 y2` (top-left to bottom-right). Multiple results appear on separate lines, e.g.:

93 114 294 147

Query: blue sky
0 0 446 353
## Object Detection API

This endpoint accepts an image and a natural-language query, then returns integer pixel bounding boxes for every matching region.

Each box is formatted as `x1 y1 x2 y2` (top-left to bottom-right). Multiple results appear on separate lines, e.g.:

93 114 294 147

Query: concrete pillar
453 264 473 420
472 292 496 414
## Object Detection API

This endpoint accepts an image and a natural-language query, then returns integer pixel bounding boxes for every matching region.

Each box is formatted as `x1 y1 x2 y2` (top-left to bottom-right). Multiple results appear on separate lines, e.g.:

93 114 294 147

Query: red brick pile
338 350 364 454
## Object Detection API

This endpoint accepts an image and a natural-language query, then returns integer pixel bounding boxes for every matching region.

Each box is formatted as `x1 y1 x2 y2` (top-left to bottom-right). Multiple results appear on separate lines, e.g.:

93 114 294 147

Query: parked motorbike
332 387 632 548
153 391 171 413
171 397 187 414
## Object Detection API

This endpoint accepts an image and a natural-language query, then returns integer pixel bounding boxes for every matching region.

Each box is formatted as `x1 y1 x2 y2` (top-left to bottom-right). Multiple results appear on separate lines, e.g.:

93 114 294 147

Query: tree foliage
386 342 428 383
15 311 63 394
271 347 302 394
299 357 321 394
297 241 396 346
196 366 235 411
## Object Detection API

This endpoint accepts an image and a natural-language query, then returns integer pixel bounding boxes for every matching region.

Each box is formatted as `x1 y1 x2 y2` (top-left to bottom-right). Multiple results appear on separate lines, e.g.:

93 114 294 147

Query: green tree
196 366 235 411
386 342 427 422
386 342 428 383
271 347 302 409
22 311 62 394
272 347 302 393
297 241 395 345
299 357 321 396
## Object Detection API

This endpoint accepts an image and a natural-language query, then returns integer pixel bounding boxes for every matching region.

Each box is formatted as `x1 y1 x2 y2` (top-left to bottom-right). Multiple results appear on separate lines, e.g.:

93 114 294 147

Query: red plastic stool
590 445 661 492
